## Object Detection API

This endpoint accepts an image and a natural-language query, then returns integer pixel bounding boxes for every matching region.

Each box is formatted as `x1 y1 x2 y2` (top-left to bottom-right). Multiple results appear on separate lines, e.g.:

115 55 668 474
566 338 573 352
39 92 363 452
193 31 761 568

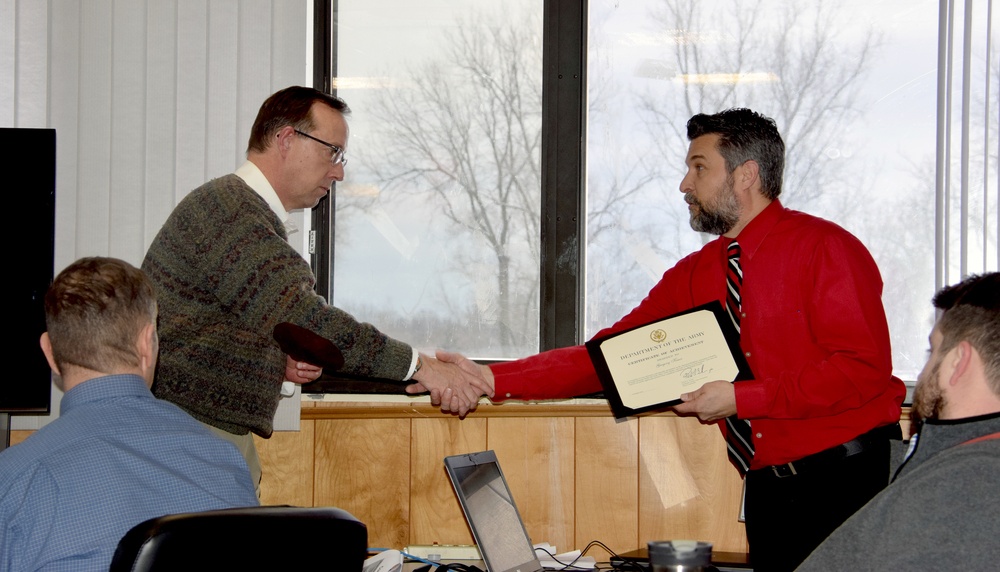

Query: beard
912 358 945 424
686 176 740 235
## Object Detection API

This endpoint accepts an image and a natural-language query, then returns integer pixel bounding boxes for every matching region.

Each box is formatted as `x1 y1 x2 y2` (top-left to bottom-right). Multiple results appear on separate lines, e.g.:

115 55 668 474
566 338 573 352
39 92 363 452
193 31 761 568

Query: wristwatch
412 354 423 376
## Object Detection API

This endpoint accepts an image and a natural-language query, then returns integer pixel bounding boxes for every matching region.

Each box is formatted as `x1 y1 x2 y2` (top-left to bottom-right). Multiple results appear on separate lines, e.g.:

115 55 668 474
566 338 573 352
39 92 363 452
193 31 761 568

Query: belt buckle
771 462 798 478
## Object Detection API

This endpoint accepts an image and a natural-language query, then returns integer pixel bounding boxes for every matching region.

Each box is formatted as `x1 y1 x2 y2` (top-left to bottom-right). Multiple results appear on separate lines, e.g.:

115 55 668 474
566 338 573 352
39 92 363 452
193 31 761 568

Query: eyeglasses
294 129 348 167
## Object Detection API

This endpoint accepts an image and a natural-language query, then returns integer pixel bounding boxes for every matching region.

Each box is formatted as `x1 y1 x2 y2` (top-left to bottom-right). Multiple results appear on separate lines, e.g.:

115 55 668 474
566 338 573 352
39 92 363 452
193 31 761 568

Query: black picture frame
586 300 752 420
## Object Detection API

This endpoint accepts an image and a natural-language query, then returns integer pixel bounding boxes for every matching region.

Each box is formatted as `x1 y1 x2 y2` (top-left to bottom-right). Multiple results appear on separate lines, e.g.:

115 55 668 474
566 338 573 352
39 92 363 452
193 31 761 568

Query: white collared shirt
234 160 298 235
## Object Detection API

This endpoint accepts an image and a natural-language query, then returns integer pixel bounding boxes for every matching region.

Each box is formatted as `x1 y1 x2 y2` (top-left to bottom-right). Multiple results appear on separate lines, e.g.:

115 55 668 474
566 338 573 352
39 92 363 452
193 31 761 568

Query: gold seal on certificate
586 301 753 419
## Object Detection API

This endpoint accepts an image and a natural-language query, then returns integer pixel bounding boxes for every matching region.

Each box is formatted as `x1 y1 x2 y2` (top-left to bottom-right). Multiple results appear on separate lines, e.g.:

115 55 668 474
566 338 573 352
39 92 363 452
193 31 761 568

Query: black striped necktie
724 240 755 475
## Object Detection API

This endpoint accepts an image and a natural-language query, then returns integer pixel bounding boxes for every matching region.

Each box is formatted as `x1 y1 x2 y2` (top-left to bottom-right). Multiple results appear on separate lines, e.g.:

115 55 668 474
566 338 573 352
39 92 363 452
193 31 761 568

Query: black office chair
109 505 367 571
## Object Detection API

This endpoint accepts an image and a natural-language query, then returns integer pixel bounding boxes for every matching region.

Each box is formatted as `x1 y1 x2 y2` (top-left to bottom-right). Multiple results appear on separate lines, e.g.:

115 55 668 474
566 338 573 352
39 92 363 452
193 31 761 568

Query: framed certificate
585 301 752 419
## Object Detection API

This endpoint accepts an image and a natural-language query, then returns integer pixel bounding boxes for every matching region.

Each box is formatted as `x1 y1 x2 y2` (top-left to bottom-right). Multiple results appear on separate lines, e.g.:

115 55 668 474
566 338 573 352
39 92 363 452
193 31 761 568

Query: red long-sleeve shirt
490 200 905 469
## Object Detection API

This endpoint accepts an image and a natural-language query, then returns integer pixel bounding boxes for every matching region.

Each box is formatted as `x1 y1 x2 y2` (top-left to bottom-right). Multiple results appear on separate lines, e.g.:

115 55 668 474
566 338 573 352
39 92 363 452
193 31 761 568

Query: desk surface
401 561 485 571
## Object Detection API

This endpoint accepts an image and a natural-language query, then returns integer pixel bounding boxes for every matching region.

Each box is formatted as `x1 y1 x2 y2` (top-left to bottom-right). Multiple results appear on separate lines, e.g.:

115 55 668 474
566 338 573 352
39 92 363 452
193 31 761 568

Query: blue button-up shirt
0 374 259 571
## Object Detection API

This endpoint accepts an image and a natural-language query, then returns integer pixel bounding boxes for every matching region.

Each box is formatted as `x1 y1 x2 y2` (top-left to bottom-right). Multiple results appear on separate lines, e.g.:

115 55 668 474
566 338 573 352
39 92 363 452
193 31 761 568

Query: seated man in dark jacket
798 272 1000 571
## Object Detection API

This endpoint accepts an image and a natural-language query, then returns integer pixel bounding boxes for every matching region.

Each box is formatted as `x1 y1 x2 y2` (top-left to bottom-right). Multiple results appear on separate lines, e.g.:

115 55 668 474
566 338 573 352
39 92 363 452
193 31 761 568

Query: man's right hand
284 355 323 384
434 349 495 395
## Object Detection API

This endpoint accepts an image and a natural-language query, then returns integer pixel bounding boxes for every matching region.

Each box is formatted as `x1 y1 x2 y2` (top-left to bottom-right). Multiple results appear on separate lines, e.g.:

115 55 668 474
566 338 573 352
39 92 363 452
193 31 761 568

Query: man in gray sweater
797 272 999 571
142 87 491 493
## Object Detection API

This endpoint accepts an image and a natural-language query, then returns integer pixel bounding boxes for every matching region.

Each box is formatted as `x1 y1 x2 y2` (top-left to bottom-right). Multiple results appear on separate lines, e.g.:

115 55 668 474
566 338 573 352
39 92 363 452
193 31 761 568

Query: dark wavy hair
687 108 785 199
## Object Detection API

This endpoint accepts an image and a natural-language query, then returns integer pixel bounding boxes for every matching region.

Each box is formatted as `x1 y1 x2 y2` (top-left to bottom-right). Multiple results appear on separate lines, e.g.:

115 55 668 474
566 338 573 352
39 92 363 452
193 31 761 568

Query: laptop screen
444 451 543 572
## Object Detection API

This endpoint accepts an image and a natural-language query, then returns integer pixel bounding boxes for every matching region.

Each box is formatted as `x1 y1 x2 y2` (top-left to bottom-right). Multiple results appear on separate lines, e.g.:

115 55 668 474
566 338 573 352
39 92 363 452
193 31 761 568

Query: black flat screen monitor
1 127 55 415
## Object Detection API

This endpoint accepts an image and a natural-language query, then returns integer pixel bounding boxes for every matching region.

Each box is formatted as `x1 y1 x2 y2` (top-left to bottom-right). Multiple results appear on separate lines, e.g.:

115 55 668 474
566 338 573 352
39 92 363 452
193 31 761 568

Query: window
320 0 545 363
313 0 997 392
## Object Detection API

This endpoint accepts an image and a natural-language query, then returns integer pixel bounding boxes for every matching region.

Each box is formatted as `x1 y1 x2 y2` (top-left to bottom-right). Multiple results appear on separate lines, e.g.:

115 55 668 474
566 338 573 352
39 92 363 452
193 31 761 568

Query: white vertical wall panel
175 0 210 203
144 1 179 249
272 1 311 90
0 1 14 124
48 1 81 275
237 0 273 168
15 1 48 124
205 0 240 181
1 0 311 428
110 0 148 263
1 1 49 126
75 1 115 259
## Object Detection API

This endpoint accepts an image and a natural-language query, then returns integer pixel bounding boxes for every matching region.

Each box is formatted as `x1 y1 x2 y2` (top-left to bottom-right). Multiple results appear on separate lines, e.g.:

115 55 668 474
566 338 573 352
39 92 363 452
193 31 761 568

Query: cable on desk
373 549 482 572
576 540 648 572
535 544 595 570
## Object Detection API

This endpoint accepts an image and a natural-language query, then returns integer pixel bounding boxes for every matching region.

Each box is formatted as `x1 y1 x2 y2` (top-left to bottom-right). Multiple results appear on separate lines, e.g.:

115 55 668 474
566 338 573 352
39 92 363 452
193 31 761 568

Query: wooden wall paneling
574 416 640 555
409 417 488 545
637 416 747 553
8 430 35 447
254 420 315 507
488 417 576 551
899 415 912 440
313 418 411 549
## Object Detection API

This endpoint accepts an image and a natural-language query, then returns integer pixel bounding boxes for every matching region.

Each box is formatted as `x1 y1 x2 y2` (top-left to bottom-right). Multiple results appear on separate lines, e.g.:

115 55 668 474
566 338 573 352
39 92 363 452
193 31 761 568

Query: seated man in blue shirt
0 257 259 572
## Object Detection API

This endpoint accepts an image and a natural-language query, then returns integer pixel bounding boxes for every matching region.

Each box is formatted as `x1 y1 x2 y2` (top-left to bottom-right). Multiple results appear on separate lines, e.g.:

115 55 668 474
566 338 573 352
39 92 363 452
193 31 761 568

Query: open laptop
444 450 544 572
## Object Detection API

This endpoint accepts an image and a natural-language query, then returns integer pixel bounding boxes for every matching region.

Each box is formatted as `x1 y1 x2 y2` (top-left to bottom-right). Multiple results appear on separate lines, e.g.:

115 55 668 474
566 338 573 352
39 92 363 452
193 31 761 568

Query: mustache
685 194 700 207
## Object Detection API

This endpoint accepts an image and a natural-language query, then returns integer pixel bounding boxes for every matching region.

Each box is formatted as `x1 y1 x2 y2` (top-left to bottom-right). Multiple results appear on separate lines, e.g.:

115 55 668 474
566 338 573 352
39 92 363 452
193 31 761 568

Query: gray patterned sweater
797 412 1000 571
142 175 413 437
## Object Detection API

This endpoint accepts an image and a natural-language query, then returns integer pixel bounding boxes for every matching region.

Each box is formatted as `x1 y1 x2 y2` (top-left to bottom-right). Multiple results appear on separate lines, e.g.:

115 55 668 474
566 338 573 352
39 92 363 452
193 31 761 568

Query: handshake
278 322 494 418
402 350 496 417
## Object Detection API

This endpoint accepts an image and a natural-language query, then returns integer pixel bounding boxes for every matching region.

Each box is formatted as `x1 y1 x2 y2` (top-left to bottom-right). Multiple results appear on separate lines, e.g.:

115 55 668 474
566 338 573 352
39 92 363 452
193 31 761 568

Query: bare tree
361 9 543 352
636 0 879 210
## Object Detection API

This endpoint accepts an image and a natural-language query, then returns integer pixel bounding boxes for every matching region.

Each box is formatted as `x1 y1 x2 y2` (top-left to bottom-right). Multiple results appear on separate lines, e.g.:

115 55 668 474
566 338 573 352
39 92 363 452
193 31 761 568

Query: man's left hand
672 380 737 422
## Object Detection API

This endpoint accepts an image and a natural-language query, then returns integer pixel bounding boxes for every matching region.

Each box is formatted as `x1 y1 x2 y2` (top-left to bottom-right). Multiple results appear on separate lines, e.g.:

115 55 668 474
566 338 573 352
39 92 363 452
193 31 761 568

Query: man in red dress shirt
417 108 906 571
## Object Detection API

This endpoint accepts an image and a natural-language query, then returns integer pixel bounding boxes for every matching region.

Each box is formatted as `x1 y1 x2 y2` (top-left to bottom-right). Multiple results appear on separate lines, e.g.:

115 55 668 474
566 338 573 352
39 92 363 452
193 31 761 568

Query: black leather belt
757 423 902 478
